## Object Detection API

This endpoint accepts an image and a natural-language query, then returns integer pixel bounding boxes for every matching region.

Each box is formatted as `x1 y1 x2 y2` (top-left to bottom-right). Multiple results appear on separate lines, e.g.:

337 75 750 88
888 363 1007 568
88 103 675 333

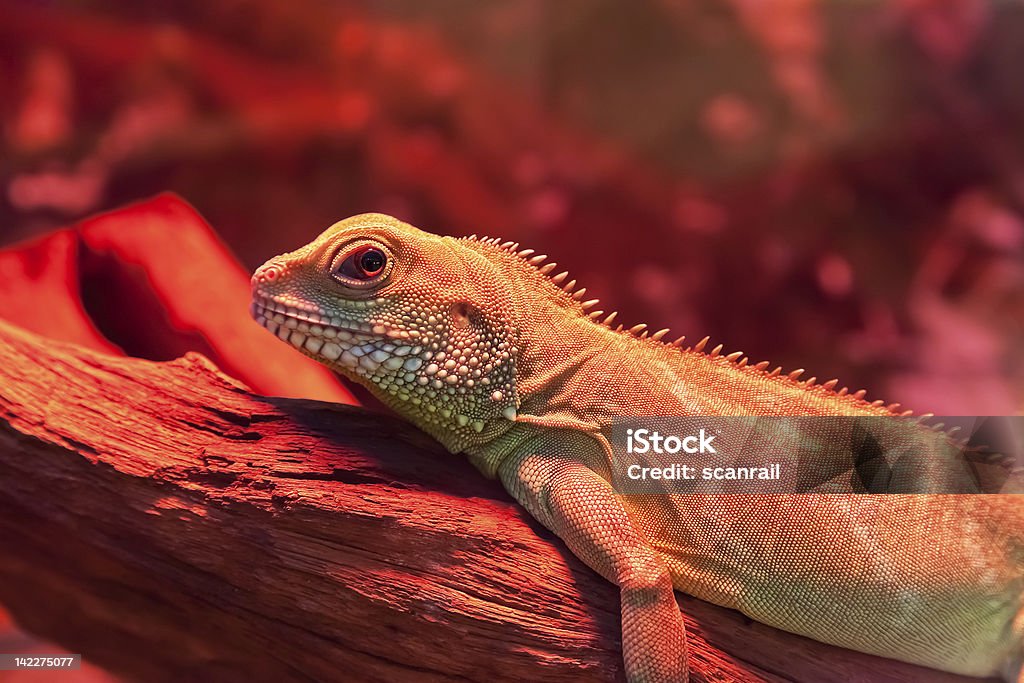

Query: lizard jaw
249 289 518 445
250 294 417 373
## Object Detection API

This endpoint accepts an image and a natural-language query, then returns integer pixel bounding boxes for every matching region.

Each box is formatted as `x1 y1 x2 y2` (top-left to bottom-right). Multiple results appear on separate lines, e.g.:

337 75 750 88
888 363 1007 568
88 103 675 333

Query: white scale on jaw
252 297 412 368
251 294 518 433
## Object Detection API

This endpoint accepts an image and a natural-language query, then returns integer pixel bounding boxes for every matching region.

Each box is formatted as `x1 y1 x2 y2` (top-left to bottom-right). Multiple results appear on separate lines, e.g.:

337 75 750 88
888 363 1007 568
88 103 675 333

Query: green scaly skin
251 213 1023 682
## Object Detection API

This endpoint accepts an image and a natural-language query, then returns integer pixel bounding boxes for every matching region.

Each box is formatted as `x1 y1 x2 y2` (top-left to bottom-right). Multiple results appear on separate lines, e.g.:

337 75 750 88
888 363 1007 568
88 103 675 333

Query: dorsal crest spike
629 324 647 335
725 351 743 362
528 254 547 265
871 399 885 407
651 328 670 341
754 360 769 370
518 248 535 258
693 336 710 352
823 379 839 390
838 386 849 396
581 299 600 310
788 369 804 380
563 279 577 292
853 389 867 399
603 311 618 325
587 310 604 320
467 234 477 240
710 344 723 357
640 331 649 339
672 335 686 347
901 409 914 417
804 376 817 387
887 402 901 412
538 263 557 275
737 357 748 368
614 324 624 332
500 241 516 250
769 366 782 377
551 271 569 285
571 288 588 301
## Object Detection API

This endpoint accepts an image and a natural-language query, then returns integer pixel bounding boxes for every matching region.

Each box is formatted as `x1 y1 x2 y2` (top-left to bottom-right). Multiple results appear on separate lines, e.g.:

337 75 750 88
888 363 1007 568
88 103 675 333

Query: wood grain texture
0 319 984 682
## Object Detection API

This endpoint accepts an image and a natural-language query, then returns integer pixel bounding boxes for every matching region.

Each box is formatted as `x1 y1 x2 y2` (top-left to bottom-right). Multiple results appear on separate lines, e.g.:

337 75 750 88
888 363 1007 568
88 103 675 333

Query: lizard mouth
252 294 375 337
250 294 419 371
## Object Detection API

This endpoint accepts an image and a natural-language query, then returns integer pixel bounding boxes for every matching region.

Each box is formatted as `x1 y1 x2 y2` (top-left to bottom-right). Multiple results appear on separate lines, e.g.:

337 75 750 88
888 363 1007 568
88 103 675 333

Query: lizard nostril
254 263 284 285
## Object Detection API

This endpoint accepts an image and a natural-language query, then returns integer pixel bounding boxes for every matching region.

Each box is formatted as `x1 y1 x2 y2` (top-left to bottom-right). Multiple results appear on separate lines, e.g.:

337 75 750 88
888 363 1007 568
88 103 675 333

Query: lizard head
250 213 535 452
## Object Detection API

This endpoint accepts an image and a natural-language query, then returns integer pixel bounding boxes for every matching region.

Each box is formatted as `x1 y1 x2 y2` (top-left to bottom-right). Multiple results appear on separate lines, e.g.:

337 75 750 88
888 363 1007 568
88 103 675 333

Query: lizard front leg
498 433 689 682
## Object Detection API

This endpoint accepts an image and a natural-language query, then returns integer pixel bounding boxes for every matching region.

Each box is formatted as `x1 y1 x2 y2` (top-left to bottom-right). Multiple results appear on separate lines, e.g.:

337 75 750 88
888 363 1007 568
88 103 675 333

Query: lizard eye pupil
334 245 388 282
358 248 386 276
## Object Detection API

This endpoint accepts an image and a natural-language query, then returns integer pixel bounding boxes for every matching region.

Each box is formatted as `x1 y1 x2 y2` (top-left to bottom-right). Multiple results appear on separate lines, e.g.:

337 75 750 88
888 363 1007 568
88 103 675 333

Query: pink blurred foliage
701 94 762 147
893 0 990 68
8 48 74 153
728 0 844 134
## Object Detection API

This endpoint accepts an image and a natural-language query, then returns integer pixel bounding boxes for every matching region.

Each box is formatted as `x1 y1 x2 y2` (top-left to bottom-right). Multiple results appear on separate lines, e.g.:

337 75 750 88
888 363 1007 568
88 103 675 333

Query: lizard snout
251 261 286 289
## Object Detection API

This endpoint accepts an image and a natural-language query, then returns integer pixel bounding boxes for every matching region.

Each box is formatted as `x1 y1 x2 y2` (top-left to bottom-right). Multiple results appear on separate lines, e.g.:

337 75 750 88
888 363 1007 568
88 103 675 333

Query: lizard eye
331 243 392 287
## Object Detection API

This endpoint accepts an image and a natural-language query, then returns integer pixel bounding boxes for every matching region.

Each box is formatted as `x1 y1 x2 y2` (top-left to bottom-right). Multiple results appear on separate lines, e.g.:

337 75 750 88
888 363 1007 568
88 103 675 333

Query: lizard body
251 213 1023 682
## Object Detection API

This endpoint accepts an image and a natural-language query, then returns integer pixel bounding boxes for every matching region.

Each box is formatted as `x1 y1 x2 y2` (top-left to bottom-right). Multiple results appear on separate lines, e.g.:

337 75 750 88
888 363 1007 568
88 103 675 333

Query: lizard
249 212 1024 682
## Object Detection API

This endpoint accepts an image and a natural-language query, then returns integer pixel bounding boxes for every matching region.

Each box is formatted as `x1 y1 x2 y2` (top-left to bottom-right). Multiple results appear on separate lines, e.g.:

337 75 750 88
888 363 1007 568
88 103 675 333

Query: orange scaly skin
251 214 1023 682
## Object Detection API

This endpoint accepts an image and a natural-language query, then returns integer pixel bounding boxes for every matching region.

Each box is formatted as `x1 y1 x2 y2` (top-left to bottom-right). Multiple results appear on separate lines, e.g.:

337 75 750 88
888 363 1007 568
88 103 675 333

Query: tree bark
0 320 983 682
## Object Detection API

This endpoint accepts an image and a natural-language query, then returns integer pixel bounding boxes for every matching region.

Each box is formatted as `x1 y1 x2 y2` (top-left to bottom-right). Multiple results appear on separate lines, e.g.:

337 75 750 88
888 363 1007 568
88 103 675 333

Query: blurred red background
0 0 1022 678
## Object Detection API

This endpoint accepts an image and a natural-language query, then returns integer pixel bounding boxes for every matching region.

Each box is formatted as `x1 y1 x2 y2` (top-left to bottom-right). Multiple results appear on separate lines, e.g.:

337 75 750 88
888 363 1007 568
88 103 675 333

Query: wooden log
0 194 356 672
0 319 983 683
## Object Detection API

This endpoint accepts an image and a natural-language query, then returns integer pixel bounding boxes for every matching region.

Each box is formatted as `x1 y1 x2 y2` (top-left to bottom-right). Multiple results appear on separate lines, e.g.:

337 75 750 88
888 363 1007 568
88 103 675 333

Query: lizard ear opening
450 302 475 330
